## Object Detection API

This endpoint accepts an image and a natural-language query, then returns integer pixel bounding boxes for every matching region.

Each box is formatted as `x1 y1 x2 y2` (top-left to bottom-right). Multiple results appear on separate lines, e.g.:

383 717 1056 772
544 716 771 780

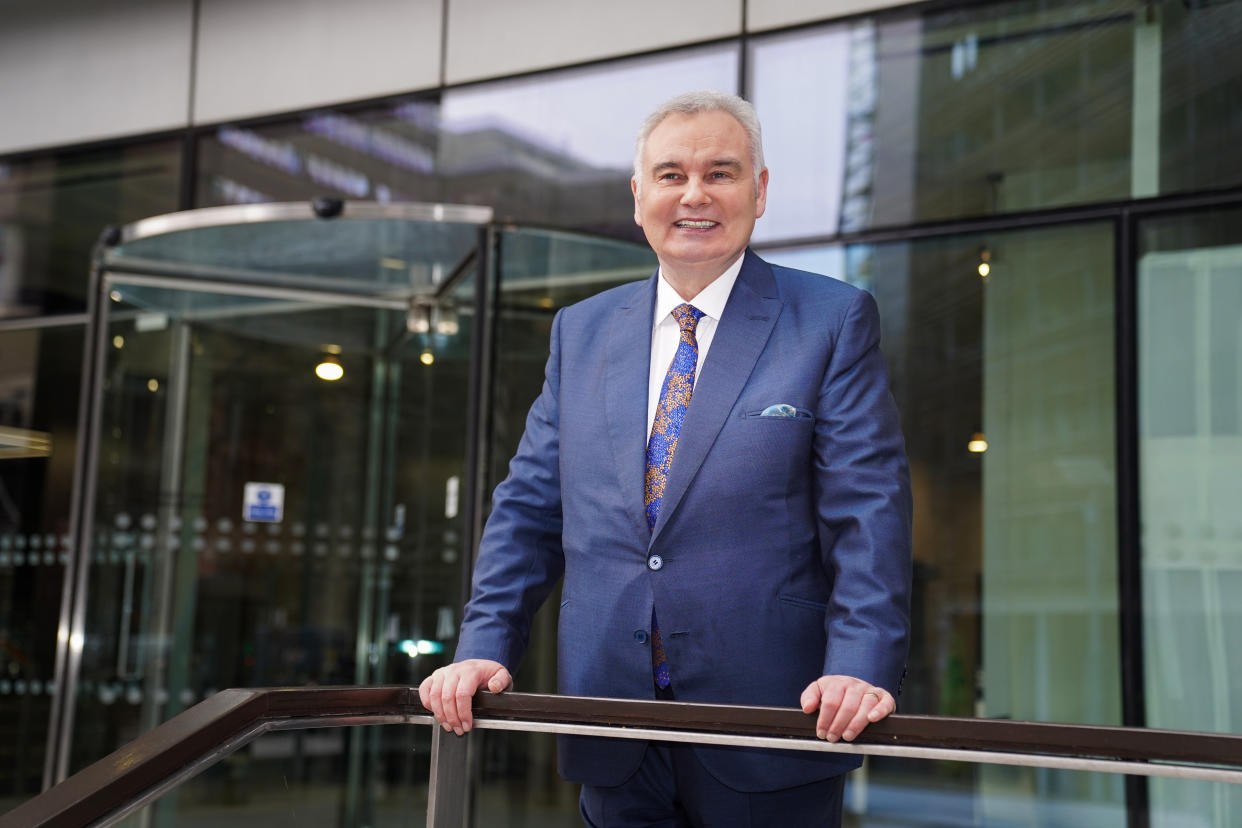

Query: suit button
634 630 648 644
647 554 663 571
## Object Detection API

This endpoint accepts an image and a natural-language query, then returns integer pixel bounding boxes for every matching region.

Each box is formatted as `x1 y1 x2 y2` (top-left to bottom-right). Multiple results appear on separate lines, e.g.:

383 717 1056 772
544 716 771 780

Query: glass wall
1157 2 1242 197
3 0 1242 823
764 219 1120 825
0 143 182 318
0 140 181 807
195 42 738 243
123 724 431 828
1139 206 1242 828
0 322 83 807
749 0 1242 240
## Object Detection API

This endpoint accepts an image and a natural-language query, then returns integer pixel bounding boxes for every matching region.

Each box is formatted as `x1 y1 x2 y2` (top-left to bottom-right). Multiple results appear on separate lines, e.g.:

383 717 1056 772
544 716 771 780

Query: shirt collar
653 252 745 326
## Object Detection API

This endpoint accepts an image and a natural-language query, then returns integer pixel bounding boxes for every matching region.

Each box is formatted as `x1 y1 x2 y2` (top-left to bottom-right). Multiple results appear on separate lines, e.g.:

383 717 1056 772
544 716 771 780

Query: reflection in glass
761 219 1119 824
1139 207 1242 828
0 323 85 806
0 142 181 318
440 44 736 240
196 97 443 208
197 44 737 245
748 1 1134 236
1158 3 1242 197
749 22 855 242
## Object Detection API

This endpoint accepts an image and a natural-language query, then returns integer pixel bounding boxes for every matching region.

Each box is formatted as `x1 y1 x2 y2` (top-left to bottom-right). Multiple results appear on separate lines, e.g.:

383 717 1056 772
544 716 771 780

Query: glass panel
195 45 737 243
1138 206 1242 828
0 142 181 319
439 44 736 241
476 729 1131 826
119 724 430 827
70 252 474 780
750 2 1133 237
1157 3 1242 197
0 322 84 807
474 730 580 826
195 96 443 208
764 219 1120 823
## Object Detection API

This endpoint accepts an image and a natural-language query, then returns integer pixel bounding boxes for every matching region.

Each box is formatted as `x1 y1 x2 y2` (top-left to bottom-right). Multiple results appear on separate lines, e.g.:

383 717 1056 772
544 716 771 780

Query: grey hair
632 90 765 193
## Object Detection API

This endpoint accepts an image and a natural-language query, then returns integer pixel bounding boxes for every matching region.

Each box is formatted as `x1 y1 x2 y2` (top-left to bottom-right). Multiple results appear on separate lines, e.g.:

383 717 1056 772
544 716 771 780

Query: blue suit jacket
456 249 912 792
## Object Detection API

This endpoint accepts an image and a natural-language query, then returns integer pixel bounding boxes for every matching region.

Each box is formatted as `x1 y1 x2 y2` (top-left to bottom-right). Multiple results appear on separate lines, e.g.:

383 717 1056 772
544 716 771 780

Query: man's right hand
417 659 512 735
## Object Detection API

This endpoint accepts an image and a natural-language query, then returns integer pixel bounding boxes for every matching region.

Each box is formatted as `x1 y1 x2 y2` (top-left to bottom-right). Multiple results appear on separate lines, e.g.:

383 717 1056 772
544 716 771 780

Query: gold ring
863 691 882 702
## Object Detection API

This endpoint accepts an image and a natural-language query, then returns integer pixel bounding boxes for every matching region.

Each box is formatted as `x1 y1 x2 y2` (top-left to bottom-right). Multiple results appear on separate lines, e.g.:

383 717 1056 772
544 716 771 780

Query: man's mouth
674 220 718 229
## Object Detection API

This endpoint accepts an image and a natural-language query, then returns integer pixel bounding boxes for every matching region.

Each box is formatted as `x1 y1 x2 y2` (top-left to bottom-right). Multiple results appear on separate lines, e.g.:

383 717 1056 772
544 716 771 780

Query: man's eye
710 171 732 180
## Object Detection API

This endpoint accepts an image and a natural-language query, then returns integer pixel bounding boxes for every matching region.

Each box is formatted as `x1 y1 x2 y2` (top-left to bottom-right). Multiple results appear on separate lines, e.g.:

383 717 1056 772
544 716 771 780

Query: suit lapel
605 276 657 541
650 251 782 545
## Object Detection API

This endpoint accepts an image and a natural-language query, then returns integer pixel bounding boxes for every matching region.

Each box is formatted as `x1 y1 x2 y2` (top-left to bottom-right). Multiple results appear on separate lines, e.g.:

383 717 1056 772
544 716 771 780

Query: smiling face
632 109 768 298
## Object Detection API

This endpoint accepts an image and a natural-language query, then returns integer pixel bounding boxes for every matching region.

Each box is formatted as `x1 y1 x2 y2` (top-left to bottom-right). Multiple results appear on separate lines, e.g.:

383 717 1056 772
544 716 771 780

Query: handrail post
427 727 471 828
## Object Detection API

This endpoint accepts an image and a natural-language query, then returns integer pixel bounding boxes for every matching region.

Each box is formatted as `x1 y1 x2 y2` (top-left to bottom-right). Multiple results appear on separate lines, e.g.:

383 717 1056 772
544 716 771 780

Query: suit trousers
578 742 845 828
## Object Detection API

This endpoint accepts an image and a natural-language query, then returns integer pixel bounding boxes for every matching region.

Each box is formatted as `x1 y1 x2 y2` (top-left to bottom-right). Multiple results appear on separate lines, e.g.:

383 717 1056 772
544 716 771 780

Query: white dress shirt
646 254 745 439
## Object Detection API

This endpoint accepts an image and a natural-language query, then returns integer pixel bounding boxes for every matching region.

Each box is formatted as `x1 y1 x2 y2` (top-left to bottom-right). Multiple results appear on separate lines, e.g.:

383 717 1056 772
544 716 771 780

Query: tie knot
671 304 704 334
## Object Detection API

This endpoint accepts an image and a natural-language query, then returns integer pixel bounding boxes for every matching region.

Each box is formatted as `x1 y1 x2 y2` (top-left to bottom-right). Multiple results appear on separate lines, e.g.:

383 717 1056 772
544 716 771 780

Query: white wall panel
747 0 910 32
0 0 193 154
444 0 742 85
194 0 442 125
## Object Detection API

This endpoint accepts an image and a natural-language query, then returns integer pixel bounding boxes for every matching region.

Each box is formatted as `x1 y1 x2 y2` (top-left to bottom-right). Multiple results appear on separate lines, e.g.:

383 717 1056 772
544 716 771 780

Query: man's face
631 110 768 287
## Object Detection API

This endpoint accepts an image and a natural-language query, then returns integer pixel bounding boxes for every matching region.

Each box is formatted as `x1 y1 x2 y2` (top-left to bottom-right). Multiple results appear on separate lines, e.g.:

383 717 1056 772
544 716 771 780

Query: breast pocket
743 405 815 421
720 408 816 492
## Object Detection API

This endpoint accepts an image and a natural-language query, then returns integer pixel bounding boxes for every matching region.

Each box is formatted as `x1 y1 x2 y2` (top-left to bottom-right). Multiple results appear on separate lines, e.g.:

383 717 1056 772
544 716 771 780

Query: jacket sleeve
814 288 913 696
453 309 566 671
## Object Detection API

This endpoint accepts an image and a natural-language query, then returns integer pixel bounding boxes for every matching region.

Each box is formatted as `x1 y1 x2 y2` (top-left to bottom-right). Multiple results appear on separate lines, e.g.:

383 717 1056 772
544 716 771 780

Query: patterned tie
645 303 705 689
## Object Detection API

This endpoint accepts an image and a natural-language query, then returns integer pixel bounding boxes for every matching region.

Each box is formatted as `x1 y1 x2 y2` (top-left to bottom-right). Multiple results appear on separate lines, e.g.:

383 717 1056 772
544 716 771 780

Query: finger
439 671 462 732
841 691 882 741
815 682 846 740
418 674 434 714
422 672 445 722
867 690 895 722
800 681 823 714
453 671 477 732
825 685 864 742
487 666 513 694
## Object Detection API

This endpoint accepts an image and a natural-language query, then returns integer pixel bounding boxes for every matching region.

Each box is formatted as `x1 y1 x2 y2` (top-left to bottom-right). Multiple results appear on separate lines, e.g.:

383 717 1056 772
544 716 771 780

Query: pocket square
760 403 801 418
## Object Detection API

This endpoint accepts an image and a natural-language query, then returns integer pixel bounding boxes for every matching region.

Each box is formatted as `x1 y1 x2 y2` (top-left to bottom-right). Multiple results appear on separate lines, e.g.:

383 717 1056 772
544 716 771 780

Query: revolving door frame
44 200 498 797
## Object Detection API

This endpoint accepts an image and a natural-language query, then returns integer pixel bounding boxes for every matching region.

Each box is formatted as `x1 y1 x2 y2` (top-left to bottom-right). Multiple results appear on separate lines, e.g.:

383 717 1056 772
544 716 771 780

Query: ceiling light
967 432 988 453
316 344 344 381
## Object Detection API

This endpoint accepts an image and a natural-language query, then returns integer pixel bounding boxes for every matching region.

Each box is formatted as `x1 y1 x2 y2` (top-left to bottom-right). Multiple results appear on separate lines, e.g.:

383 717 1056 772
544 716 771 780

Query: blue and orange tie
645 303 704 689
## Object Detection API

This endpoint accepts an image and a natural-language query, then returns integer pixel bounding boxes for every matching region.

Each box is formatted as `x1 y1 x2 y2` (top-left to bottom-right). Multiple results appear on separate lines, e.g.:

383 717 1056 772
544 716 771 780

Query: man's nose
680 177 710 207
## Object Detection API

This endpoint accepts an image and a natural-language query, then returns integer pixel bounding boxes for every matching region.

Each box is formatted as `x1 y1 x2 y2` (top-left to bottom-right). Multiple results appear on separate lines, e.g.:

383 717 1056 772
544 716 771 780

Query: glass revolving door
57 203 489 825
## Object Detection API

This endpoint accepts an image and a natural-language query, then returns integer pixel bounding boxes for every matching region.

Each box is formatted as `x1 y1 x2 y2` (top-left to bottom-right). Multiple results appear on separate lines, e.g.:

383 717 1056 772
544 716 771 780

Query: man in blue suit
420 91 912 826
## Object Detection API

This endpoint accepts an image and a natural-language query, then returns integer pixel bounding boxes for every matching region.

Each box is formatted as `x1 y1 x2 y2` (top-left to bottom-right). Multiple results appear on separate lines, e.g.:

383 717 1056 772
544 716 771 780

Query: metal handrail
3 686 1240 828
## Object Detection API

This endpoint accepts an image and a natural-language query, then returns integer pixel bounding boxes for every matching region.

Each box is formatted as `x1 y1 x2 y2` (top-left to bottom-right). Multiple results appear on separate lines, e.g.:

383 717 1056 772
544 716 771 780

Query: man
420 90 912 827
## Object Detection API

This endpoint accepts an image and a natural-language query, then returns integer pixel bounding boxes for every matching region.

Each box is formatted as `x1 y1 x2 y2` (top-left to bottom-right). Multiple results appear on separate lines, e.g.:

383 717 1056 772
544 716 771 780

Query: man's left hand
800 675 895 742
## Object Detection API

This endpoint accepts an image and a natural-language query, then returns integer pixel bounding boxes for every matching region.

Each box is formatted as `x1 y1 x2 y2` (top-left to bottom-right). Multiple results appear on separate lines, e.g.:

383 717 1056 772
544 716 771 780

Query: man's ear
631 176 643 227
754 167 769 220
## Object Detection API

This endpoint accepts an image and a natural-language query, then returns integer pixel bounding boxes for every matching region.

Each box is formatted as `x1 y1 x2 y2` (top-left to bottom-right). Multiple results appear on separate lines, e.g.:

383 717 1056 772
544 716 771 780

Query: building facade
1 0 1240 824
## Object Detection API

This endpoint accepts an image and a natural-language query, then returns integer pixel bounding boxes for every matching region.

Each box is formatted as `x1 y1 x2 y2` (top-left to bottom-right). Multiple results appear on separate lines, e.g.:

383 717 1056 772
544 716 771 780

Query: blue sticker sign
243 482 284 523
